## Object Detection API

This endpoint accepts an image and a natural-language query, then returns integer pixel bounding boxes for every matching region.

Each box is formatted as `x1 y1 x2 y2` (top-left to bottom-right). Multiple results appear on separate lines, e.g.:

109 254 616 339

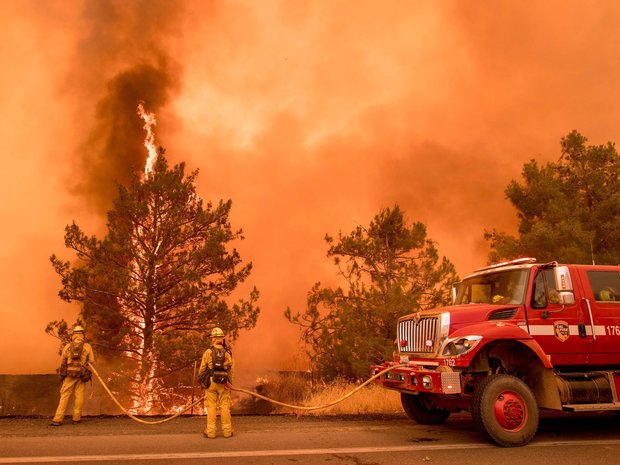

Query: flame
117 102 159 414
136 102 157 178
126 103 200 415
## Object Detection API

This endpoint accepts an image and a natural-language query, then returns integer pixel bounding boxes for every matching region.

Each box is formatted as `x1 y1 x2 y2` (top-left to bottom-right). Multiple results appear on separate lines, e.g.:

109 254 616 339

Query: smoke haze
0 1 618 382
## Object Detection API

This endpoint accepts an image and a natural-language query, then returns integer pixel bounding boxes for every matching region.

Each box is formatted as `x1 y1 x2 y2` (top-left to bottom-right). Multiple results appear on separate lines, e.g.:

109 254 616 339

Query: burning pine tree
49 152 259 413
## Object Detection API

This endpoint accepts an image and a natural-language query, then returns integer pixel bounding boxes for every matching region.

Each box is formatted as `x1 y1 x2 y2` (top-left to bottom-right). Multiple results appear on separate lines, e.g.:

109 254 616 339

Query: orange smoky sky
0 1 618 381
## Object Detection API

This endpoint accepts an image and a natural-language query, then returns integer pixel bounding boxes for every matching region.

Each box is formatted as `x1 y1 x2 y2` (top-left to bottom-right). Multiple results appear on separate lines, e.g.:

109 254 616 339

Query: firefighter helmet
210 327 225 338
72 325 85 334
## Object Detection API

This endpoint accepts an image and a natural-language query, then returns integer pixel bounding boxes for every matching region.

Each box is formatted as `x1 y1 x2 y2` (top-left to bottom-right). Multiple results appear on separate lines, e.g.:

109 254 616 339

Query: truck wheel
471 374 539 447
400 393 451 425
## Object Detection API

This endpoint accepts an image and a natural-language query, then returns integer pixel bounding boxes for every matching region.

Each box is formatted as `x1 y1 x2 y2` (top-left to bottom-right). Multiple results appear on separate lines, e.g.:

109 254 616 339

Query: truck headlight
441 335 482 357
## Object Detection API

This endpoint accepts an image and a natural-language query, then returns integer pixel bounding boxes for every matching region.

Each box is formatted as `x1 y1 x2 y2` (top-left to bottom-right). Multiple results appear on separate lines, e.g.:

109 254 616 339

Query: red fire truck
371 258 620 446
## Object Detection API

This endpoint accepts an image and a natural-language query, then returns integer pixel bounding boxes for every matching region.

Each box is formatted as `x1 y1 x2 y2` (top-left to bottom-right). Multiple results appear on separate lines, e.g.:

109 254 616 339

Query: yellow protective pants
204 381 232 437
53 377 86 422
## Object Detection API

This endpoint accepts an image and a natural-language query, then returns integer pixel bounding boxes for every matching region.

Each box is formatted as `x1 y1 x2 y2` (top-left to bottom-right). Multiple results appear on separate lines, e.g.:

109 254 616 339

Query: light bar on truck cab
474 257 537 273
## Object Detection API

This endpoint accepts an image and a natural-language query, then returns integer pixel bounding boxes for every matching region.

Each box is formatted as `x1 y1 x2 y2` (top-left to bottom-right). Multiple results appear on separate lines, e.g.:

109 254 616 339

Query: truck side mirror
451 285 458 305
558 292 575 305
554 266 575 305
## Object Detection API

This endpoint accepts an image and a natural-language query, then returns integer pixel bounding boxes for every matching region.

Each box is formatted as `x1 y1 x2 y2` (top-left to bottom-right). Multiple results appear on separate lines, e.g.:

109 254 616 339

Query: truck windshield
455 269 528 305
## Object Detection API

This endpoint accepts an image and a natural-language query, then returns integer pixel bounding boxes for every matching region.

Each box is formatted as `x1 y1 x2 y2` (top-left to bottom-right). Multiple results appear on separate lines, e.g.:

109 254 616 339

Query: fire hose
87 362 406 425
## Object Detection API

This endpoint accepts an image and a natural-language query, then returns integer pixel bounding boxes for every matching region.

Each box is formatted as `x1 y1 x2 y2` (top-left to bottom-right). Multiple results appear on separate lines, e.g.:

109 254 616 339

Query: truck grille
398 316 439 353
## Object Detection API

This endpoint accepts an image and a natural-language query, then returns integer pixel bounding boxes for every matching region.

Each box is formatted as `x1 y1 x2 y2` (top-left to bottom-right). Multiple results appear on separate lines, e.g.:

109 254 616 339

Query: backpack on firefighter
211 346 231 384
199 345 232 389
60 340 92 383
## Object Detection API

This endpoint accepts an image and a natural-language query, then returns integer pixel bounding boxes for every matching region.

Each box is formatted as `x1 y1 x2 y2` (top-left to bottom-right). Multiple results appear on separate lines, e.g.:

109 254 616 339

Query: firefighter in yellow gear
198 327 235 438
50 326 95 426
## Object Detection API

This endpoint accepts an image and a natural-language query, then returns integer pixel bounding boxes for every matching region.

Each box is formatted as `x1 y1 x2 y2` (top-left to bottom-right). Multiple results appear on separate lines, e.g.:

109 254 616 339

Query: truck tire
400 393 451 425
471 374 539 447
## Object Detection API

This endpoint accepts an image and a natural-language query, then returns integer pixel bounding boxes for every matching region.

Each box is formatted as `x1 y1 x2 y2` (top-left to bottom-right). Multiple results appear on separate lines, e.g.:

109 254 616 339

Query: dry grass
256 375 402 415
257 374 312 405
301 380 402 415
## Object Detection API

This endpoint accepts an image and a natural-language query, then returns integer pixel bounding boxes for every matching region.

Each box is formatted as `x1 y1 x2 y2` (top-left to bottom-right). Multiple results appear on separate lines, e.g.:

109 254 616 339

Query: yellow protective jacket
60 335 95 378
199 342 234 385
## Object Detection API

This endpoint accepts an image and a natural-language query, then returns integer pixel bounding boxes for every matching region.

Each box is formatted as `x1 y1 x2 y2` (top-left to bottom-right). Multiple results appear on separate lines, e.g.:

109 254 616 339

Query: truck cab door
574 267 620 365
525 267 591 366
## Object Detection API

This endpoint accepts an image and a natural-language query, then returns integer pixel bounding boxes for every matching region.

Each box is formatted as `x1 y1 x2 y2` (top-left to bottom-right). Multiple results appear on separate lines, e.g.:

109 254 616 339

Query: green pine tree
286 206 457 380
486 131 620 265
48 151 259 412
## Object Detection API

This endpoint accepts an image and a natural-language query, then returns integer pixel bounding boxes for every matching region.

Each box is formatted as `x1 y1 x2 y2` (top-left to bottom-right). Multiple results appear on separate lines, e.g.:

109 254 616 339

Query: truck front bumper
371 362 462 395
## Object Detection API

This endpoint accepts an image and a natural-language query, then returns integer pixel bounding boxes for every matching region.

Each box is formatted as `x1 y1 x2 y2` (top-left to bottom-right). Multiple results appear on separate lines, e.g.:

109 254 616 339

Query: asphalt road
1 412 620 465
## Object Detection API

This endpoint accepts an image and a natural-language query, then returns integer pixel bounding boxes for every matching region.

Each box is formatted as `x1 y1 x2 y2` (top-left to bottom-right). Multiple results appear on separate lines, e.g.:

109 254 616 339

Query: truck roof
466 258 619 280
467 257 538 279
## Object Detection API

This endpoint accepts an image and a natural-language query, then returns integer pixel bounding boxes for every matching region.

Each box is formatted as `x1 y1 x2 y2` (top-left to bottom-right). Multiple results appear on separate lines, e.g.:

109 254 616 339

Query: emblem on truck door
553 320 570 342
